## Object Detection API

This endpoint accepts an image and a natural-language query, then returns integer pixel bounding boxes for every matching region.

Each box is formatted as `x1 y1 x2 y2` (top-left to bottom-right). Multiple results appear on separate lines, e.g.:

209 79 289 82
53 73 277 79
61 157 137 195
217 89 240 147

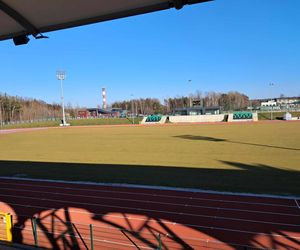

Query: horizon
1 0 299 107
1 90 299 109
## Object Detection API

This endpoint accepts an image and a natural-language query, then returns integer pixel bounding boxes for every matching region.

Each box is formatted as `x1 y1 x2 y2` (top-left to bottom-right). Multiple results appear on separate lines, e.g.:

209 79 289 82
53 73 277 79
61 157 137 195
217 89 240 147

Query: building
252 96 300 109
261 100 277 107
77 110 89 118
174 106 221 116
77 108 127 118
276 97 300 105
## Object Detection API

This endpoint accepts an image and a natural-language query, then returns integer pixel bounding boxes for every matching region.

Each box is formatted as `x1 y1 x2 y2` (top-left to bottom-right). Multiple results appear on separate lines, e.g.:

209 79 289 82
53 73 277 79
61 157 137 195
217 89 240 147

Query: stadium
0 1 300 250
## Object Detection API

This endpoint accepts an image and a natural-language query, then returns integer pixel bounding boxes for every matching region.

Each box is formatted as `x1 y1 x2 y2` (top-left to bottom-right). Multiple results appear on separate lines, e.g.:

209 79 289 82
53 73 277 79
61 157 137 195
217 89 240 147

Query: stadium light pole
0 100 2 129
131 94 134 125
187 80 192 107
56 71 67 126
269 83 274 120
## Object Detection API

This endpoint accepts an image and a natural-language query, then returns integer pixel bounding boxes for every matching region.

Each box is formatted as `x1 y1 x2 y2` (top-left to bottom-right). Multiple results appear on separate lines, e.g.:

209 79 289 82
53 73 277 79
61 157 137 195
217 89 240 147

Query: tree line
0 93 63 124
0 91 250 123
112 91 249 115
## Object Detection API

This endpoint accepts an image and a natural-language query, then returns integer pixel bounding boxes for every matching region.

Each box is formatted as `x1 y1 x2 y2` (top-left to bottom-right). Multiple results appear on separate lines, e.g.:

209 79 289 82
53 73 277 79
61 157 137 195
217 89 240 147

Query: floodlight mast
56 71 67 126
0 100 3 129
269 83 274 120
131 94 134 125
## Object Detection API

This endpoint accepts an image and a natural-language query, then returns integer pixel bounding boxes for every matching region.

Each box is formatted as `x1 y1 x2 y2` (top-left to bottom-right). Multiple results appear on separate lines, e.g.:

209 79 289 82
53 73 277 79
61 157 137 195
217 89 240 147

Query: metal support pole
31 217 38 247
270 83 274 120
60 78 66 125
133 101 135 124
0 101 2 129
90 224 94 250
271 106 273 120
156 233 162 250
131 94 134 124
57 70 67 126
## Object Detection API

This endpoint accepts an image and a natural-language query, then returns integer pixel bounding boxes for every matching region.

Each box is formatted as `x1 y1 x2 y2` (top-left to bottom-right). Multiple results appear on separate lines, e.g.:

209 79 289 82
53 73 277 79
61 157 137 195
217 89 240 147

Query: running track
0 178 299 250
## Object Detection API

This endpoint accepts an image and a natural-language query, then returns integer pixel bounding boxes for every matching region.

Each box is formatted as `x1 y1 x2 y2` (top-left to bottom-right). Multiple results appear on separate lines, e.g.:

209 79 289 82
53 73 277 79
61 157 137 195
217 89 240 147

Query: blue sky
0 0 299 107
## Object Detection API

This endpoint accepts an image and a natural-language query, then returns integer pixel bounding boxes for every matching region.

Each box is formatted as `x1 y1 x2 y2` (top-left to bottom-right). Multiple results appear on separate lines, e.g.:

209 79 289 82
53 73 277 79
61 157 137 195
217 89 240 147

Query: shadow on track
0 160 299 249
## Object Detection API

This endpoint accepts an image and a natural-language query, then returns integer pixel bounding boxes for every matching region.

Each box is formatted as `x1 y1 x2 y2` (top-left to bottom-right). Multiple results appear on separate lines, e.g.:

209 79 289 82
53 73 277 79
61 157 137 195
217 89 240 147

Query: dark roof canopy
0 0 212 43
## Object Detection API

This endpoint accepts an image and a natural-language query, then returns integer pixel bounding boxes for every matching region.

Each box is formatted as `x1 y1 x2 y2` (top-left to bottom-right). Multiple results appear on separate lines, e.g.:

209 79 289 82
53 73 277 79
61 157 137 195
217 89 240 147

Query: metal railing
24 217 272 250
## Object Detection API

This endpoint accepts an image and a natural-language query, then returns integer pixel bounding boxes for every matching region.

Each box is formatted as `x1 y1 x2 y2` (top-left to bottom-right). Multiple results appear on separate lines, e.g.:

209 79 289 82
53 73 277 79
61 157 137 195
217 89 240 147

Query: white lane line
0 186 299 217
0 179 297 208
1 176 300 200
1 194 299 228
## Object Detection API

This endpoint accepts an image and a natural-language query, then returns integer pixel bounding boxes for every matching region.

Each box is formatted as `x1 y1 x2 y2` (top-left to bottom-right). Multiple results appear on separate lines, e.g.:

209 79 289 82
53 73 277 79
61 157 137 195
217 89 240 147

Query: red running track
0 178 299 250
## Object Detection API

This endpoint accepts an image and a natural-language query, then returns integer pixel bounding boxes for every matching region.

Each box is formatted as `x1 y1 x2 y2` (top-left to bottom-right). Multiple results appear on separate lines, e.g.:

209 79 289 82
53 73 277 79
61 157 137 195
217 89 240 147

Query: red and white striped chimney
102 87 107 109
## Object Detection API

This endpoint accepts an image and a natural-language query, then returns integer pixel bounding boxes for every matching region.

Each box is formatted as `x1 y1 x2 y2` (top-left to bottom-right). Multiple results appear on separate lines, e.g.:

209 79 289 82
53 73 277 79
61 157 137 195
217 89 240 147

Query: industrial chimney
102 87 107 109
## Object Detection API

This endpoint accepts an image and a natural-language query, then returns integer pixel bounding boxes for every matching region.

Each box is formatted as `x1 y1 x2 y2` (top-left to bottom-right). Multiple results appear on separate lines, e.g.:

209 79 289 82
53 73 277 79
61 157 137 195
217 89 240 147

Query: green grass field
0 122 299 196
0 118 141 129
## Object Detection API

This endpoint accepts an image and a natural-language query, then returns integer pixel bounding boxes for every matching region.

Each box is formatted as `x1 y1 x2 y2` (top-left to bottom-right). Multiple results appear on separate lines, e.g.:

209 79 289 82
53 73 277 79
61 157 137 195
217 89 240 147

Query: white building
261 100 277 107
276 97 300 106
